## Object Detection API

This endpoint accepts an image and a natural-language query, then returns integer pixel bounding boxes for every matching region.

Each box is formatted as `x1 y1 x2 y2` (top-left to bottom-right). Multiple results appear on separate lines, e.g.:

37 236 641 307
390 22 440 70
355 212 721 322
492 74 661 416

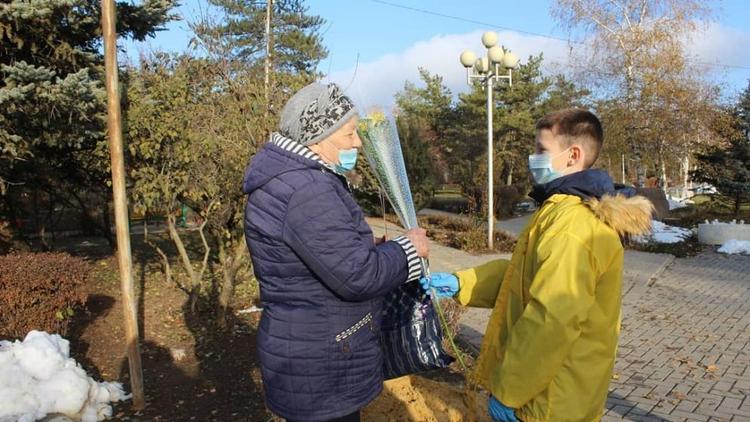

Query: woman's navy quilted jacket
242 135 419 421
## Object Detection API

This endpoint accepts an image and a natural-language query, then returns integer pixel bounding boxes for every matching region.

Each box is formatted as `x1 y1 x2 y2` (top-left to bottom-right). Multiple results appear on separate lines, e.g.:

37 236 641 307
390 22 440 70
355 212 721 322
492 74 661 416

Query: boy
426 109 653 422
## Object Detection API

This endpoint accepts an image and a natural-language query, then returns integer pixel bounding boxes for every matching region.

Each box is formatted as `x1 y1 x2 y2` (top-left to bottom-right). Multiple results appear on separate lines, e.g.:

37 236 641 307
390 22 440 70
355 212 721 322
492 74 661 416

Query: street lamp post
459 31 520 249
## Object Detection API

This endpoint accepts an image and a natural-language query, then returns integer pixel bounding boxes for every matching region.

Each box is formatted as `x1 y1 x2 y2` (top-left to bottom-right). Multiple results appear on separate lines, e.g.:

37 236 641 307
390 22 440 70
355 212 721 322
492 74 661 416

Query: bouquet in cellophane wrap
358 111 454 379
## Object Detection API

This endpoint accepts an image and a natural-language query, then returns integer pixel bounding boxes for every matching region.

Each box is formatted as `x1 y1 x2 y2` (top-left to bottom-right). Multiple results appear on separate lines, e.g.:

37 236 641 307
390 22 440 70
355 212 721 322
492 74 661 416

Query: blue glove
420 273 459 298
488 396 518 422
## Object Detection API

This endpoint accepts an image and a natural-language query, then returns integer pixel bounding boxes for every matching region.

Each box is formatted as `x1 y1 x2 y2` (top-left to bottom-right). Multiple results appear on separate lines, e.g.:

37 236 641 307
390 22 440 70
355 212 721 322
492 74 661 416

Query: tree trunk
217 240 231 327
505 163 513 186
625 63 646 187
32 189 51 250
735 193 741 217
167 215 201 311
263 0 274 139
216 236 248 328
682 155 690 196
632 146 646 187
102 197 115 248
144 221 179 291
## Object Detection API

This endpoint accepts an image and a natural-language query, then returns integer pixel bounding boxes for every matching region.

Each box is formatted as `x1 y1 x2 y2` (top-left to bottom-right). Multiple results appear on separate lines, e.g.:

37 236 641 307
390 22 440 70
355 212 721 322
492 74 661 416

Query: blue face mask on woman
528 148 570 185
335 148 358 173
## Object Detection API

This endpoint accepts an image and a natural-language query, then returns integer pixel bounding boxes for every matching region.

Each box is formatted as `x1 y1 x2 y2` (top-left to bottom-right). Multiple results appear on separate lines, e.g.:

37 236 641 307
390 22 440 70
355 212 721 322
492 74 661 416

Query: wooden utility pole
264 0 273 137
101 0 145 409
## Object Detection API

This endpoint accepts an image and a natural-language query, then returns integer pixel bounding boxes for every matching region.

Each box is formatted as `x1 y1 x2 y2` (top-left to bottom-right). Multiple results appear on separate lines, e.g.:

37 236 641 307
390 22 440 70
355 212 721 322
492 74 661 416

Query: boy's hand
488 396 518 422
420 273 459 297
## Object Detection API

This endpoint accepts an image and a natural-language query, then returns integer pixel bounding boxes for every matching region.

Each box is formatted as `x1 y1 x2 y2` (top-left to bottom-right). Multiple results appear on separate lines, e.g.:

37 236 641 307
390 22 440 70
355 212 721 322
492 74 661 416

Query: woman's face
309 116 361 165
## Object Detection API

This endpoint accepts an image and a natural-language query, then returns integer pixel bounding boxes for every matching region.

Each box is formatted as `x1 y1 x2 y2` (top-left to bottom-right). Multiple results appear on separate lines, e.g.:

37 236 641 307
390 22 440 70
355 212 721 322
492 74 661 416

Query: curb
646 254 676 287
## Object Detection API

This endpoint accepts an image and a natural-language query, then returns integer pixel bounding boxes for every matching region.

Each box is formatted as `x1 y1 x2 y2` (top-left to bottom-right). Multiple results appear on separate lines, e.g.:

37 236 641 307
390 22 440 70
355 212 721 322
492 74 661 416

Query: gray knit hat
279 82 358 146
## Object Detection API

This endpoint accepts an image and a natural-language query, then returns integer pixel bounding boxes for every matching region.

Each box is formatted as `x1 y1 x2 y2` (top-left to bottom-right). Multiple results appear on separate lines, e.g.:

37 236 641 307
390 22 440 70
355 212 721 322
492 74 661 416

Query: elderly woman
242 82 429 422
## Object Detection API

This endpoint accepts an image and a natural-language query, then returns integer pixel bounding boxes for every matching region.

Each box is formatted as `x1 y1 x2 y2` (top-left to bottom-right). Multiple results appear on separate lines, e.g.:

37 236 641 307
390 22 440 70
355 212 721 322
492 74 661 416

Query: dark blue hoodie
242 135 420 421
529 169 635 203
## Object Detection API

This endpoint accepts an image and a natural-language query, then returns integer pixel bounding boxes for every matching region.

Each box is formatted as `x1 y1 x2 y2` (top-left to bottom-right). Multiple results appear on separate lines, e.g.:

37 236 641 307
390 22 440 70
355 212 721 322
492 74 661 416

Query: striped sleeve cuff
393 235 422 283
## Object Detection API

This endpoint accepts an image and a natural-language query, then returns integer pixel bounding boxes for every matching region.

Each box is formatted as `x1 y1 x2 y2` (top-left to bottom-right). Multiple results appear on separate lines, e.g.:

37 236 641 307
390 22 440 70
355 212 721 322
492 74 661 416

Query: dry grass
418 215 516 254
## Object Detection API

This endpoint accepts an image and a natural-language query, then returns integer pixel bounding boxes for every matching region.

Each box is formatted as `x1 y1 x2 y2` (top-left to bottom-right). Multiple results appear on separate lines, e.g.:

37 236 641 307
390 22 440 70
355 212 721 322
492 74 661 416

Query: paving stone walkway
603 252 750 421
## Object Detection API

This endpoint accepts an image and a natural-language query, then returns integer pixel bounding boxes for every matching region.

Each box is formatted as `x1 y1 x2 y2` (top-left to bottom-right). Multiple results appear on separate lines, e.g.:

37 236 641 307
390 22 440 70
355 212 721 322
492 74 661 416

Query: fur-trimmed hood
529 169 653 237
585 194 654 237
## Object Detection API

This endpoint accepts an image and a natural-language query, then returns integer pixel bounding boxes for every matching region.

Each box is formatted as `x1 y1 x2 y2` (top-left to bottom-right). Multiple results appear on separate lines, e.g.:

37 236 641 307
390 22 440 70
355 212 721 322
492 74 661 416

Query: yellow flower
358 110 388 133
357 120 369 132
367 110 387 124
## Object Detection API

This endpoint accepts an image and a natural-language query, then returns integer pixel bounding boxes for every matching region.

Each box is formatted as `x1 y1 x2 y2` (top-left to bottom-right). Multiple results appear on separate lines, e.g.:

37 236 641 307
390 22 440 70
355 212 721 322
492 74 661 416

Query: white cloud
688 22 750 68
325 23 750 109
326 30 572 109
686 23 750 93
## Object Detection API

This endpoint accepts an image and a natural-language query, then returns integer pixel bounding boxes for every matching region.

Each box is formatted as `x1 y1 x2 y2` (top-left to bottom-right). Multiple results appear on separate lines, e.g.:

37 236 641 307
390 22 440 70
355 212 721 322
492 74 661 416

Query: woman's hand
405 228 430 258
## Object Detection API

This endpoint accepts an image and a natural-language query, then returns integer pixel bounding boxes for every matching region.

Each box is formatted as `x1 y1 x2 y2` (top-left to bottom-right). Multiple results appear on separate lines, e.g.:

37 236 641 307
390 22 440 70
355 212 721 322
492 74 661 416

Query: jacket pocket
327 311 379 395
335 312 374 354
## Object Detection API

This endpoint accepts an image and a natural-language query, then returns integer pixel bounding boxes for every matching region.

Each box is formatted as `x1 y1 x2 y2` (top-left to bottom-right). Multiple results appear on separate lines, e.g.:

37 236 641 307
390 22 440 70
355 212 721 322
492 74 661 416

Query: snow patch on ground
718 239 750 255
668 197 689 210
0 331 129 422
634 220 693 244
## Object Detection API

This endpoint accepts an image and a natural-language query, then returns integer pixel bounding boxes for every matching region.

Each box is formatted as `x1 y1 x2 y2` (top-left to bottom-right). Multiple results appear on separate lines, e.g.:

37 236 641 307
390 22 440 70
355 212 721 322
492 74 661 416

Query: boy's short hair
536 108 603 167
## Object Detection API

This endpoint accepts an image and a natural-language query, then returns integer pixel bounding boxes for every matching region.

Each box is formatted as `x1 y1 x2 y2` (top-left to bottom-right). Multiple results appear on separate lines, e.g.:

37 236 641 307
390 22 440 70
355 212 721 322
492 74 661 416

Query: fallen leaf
671 391 687 401
170 347 187 361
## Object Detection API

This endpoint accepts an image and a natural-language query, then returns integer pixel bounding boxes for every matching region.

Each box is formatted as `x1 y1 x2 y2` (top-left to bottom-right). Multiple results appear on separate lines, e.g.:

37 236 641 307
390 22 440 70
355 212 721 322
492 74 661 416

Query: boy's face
534 128 586 174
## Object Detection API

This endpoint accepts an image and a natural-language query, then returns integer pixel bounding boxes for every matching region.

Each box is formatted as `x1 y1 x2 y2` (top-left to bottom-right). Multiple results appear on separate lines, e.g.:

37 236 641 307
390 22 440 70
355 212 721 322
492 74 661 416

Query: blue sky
124 0 750 106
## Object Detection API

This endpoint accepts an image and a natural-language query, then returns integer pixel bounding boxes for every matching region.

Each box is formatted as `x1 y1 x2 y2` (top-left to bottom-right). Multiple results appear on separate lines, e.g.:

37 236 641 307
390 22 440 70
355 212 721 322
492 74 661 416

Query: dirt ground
364 376 491 422
66 255 269 421
53 237 485 422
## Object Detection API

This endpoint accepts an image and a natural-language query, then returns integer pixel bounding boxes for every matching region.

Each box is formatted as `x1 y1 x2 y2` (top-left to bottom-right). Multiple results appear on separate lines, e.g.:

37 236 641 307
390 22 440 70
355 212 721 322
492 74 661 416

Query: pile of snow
692 184 717 195
634 220 693 244
718 239 750 255
667 197 689 210
0 331 130 422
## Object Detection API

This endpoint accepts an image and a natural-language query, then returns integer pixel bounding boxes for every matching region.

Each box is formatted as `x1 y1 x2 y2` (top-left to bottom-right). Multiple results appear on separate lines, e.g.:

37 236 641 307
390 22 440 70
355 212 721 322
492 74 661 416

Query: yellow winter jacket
455 193 653 422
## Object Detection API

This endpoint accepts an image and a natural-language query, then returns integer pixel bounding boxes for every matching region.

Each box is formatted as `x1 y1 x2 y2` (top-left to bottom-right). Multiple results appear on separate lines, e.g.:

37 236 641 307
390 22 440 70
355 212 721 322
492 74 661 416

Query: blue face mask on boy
528 148 570 185
335 148 358 173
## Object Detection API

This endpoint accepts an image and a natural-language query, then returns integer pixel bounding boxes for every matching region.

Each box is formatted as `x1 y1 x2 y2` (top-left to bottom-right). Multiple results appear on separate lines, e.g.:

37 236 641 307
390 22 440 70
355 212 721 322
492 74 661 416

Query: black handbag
379 279 454 379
